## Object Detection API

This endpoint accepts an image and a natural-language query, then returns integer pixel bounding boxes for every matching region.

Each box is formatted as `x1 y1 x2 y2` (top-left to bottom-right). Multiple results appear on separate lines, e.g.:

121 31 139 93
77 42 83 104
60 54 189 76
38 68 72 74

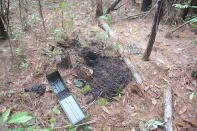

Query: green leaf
173 4 189 8
20 62 29 68
54 109 60 115
68 125 78 131
189 92 195 100
83 85 91 93
49 117 56 123
61 2 66 10
8 128 25 131
118 93 121 99
8 112 34 124
1 108 11 124
104 98 108 104
85 114 90 122
153 121 163 128
113 43 120 50
82 125 93 130
55 9 61 13
146 118 163 129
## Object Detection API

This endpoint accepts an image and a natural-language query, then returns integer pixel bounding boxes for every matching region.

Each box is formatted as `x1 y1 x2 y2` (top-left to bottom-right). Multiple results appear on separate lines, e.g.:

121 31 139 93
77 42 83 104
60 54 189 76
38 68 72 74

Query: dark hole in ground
79 48 132 104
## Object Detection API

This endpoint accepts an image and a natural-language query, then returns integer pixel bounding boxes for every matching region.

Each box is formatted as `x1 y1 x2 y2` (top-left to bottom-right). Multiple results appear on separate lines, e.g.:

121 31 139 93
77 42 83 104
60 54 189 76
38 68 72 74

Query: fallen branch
53 120 96 129
98 18 143 84
125 12 146 19
165 17 197 37
164 87 173 131
106 0 121 14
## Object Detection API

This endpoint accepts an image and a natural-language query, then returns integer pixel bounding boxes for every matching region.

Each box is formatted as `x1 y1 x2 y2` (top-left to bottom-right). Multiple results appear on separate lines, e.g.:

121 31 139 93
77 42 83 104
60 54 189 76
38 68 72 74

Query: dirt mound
79 48 132 104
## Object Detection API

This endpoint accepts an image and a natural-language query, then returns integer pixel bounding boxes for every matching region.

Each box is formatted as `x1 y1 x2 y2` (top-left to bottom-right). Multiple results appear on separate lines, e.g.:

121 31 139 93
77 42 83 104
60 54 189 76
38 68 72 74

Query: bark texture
143 0 163 60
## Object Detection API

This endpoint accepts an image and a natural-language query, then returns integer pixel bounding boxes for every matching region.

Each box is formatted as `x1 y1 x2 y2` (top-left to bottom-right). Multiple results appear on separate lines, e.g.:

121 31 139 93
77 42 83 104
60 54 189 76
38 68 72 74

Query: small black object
24 84 46 96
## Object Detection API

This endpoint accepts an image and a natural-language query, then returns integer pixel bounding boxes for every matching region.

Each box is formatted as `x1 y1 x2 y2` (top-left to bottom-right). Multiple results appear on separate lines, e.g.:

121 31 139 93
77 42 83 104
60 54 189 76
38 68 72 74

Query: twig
164 87 173 131
165 17 197 37
106 0 121 14
125 12 146 19
53 120 96 129
113 3 126 11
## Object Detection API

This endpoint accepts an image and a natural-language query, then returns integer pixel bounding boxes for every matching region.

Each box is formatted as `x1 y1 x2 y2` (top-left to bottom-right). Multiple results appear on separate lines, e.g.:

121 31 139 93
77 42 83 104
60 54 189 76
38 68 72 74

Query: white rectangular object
59 95 86 124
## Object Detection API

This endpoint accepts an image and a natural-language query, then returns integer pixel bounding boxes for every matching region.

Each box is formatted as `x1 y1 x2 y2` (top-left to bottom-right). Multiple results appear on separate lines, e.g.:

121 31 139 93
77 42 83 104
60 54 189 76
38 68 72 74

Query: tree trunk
0 17 7 40
162 0 190 24
37 0 46 34
106 0 121 14
96 0 103 18
143 0 163 60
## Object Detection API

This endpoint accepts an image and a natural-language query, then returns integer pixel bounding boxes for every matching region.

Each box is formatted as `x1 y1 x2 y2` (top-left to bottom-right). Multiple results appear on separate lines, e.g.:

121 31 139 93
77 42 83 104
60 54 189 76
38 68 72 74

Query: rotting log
164 87 173 131
98 18 143 84
106 0 121 14
143 0 163 60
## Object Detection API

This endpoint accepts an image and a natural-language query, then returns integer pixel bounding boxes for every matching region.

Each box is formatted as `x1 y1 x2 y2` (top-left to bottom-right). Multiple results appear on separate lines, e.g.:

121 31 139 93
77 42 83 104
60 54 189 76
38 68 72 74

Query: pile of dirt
57 39 132 104
79 48 132 104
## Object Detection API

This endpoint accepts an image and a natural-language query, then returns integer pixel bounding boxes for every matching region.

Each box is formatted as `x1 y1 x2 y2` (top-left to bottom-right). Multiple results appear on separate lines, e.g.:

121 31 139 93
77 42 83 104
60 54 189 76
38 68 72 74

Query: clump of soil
79 48 132 104
57 38 132 104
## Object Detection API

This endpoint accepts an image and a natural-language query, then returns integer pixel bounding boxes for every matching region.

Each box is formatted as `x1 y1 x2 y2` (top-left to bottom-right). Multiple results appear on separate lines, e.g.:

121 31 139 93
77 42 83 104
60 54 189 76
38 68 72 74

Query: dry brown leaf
178 105 187 114
130 113 137 117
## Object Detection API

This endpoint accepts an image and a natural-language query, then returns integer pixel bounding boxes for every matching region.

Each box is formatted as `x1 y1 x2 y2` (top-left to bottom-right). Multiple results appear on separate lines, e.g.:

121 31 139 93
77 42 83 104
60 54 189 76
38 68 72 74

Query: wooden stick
98 18 143 84
165 17 197 37
125 12 146 19
106 0 121 14
53 120 96 129
164 87 173 131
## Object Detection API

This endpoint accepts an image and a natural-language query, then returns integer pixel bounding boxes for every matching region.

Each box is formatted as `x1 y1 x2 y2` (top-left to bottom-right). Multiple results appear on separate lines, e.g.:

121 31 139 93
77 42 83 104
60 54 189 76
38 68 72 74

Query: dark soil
58 39 132 104
79 48 132 104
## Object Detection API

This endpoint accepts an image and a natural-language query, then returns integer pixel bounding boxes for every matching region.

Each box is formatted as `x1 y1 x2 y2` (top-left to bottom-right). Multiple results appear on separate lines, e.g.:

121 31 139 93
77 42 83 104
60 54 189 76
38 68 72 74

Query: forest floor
0 0 197 130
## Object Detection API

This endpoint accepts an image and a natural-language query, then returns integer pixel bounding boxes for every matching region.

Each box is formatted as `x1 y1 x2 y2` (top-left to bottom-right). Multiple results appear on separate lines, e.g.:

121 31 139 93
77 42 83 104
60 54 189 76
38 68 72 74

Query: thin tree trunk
106 0 121 14
6 0 14 60
143 0 163 61
96 0 103 18
37 0 46 34
18 0 24 29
